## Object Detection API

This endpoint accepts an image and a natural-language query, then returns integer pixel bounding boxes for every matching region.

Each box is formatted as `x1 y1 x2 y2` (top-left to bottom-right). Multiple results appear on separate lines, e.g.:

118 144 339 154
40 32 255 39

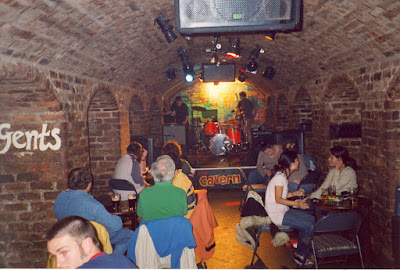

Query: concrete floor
203 189 297 269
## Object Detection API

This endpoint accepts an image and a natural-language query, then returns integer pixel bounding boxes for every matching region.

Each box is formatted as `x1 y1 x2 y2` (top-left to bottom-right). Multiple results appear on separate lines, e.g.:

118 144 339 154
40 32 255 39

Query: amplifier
163 125 186 145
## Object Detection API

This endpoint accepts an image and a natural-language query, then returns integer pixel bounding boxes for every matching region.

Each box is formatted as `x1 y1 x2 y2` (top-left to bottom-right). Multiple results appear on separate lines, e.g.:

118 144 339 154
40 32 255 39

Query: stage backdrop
171 83 266 127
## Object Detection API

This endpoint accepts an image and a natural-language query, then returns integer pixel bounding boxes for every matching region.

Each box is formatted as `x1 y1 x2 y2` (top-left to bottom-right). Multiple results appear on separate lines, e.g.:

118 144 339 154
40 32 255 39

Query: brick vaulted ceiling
0 0 399 94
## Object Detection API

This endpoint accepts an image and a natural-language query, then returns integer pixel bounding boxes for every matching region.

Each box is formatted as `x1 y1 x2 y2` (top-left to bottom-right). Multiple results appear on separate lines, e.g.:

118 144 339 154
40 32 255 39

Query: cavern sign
0 123 61 154
193 166 255 189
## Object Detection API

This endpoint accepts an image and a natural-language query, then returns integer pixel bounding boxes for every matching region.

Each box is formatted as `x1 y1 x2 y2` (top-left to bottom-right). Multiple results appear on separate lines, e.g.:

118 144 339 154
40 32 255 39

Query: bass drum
209 134 232 156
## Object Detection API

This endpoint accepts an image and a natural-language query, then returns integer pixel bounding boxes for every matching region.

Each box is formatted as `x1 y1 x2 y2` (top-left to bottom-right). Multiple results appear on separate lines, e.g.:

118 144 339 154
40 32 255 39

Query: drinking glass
322 189 328 200
128 194 136 212
111 193 121 213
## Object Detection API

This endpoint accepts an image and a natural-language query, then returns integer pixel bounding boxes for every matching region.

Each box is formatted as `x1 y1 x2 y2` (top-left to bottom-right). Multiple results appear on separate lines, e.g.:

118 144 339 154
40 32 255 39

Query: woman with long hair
310 145 358 199
265 150 315 265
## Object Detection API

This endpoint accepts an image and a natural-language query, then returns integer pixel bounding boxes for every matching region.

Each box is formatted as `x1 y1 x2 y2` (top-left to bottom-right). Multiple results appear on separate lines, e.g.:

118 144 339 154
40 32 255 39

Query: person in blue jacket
53 168 133 255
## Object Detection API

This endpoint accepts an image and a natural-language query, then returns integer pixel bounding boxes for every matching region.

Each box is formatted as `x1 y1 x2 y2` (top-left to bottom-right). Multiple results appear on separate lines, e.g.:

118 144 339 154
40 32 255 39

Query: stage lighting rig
154 13 177 43
178 47 194 83
245 45 263 74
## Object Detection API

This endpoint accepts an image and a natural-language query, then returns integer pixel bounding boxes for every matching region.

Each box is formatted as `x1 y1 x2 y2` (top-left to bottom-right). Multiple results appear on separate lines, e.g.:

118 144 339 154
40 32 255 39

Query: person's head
47 216 102 269
239 91 246 100
282 142 299 154
329 145 358 169
175 96 183 107
273 150 299 176
68 168 93 192
162 141 183 170
261 142 276 156
127 142 143 161
150 155 176 183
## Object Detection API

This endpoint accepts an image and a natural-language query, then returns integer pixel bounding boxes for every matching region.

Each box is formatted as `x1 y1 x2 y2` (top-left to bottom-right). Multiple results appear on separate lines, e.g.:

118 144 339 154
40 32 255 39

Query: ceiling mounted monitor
202 63 235 83
175 0 301 35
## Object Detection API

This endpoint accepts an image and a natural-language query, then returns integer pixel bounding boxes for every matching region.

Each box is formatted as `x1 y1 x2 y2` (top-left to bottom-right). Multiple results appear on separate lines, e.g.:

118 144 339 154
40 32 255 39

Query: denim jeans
248 170 270 185
109 228 134 255
288 182 314 195
282 208 315 258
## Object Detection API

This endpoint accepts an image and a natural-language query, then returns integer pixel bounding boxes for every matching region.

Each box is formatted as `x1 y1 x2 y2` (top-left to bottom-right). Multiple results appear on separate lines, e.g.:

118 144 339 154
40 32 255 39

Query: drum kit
191 106 250 156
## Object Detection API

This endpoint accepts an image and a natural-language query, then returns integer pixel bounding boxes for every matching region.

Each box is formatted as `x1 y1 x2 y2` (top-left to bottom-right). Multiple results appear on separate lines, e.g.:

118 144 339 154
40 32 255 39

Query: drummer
236 91 255 145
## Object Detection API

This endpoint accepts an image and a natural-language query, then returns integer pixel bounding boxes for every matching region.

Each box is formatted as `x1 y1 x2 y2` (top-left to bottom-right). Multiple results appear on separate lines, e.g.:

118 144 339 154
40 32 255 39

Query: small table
113 210 138 231
311 197 359 219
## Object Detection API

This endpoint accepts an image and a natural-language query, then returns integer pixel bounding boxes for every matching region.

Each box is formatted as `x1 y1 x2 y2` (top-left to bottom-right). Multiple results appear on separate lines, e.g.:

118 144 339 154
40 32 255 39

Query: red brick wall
88 88 121 196
0 63 67 267
129 94 148 137
276 93 290 131
286 59 400 267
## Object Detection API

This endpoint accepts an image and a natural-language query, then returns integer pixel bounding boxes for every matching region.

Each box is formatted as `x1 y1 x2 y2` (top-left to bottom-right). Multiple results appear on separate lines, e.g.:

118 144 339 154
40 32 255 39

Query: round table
310 197 359 219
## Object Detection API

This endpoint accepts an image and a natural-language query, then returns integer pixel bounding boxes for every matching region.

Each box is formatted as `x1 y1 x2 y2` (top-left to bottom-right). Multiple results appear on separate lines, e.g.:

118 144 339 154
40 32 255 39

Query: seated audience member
137 155 187 223
265 150 315 266
111 142 150 201
283 142 314 194
47 216 137 269
248 143 282 185
162 141 196 218
311 145 358 199
53 168 133 255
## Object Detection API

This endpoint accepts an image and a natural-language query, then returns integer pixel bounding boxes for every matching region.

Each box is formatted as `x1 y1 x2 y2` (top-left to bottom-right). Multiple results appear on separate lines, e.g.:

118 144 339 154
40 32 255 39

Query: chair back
108 178 138 193
314 212 362 234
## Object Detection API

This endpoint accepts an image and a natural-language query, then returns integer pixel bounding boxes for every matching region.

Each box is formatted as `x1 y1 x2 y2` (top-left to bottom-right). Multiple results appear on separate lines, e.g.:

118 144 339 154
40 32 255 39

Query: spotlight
238 68 247 82
226 38 241 59
154 13 177 43
245 45 261 74
166 68 177 81
264 32 276 41
262 66 276 80
178 47 194 83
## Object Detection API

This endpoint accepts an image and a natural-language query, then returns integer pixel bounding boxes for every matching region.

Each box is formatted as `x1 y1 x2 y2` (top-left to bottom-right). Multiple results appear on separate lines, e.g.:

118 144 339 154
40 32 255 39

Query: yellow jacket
172 170 196 219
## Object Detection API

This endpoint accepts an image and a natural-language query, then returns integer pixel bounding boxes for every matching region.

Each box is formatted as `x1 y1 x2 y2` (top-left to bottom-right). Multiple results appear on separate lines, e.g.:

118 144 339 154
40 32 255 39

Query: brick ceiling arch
387 72 400 100
0 1 398 95
324 75 360 102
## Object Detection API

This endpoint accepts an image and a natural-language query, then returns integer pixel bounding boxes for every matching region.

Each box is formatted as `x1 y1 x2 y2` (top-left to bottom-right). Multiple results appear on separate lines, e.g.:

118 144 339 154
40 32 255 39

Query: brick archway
88 88 121 196
323 75 362 165
276 93 289 131
149 97 163 147
129 95 147 138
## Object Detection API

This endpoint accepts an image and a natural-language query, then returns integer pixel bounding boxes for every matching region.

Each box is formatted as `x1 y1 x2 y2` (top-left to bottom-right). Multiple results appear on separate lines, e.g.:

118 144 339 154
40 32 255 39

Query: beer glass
128 194 136 212
112 193 121 213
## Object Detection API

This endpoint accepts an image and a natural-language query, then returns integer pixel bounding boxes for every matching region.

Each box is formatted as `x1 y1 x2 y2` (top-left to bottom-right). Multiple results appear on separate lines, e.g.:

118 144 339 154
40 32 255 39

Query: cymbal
224 118 240 124
192 106 206 111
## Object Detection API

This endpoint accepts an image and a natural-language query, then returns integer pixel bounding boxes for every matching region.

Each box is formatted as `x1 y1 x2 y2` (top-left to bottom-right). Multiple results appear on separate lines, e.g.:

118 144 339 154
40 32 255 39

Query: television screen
202 64 235 82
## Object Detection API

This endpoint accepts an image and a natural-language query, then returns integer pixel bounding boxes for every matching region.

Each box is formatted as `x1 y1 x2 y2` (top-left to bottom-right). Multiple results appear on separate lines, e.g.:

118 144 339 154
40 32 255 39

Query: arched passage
88 88 121 196
150 97 163 147
324 76 362 163
276 93 289 130
129 95 146 138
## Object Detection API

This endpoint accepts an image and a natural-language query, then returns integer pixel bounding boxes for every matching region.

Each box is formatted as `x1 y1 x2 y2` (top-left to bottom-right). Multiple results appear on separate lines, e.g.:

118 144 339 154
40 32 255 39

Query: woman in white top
265 150 315 264
311 145 358 199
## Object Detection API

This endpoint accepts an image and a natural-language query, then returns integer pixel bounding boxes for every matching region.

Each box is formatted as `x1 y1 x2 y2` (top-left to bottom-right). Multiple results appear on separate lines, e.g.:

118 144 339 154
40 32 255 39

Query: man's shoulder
79 254 137 269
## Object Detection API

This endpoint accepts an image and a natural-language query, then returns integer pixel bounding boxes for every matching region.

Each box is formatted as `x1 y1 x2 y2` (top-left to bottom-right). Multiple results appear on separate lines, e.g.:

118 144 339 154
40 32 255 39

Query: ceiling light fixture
238 68 247 82
154 13 177 43
245 45 261 74
262 66 276 80
264 32 276 41
226 38 241 59
178 47 194 83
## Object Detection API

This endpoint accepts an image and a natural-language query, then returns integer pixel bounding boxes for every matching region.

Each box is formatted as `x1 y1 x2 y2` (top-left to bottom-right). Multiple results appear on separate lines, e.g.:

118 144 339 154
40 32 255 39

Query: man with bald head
137 155 187 223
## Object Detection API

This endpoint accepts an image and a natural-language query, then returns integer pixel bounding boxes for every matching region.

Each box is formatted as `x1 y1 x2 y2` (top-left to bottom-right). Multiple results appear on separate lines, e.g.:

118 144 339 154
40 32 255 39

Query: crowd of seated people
47 136 358 268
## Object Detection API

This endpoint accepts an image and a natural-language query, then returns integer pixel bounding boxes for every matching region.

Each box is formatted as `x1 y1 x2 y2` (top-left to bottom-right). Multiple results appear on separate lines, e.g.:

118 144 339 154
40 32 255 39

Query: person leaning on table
310 145 358 199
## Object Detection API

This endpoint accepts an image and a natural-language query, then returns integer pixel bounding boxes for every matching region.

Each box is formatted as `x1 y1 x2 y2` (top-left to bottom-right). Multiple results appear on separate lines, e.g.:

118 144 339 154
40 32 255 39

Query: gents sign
0 123 61 154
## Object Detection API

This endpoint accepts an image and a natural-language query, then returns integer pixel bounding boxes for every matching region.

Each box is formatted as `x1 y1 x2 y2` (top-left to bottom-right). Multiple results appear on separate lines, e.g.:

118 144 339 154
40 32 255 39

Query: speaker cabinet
163 125 186 145
131 137 154 164
175 0 301 35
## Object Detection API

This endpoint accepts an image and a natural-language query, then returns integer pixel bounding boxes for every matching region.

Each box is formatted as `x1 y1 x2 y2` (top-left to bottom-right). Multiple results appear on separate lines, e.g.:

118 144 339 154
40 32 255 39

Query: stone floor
201 189 367 269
